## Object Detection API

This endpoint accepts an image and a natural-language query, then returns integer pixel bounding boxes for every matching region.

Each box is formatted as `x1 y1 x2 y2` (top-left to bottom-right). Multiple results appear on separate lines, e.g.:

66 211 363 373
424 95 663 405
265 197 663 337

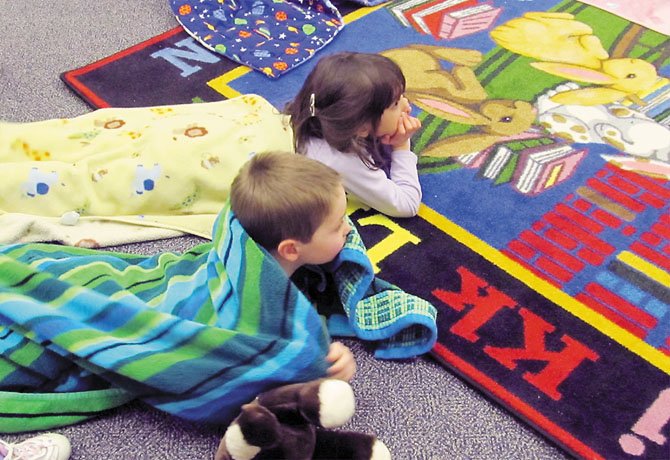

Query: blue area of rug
60 0 670 457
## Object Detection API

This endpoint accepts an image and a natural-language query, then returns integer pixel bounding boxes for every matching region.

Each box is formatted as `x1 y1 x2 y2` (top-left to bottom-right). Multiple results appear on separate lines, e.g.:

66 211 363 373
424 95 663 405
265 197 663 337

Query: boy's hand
382 112 422 151
326 341 356 382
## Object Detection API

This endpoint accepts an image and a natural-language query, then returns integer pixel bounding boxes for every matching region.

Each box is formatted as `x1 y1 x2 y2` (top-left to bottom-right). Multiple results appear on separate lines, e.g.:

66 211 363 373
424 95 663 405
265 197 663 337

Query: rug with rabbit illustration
61 0 670 458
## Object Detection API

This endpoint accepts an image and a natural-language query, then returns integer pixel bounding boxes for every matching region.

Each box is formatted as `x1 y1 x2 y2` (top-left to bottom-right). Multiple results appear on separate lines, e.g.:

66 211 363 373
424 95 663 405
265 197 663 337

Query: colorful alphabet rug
60 0 670 458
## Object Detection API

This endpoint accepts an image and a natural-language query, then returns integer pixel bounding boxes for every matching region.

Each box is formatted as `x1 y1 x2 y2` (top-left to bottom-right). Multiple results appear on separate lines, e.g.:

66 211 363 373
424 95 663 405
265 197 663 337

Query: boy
0 153 435 434
230 151 356 382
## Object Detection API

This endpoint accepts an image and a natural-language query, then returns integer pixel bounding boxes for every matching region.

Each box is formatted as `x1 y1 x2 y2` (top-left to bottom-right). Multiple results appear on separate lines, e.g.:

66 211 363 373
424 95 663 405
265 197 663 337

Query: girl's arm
304 139 421 217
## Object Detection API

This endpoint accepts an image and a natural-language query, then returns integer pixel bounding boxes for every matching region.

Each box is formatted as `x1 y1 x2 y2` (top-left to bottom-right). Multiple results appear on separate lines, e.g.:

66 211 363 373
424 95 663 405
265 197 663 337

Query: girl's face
375 95 411 139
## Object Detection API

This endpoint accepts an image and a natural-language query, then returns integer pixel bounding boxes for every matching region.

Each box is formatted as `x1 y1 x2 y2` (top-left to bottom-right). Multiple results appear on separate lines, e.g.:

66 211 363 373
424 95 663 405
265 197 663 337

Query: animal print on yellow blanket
0 94 294 245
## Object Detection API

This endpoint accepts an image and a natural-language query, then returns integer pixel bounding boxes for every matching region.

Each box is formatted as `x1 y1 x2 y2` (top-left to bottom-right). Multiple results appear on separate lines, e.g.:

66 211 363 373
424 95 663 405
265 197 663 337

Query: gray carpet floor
1 1 570 458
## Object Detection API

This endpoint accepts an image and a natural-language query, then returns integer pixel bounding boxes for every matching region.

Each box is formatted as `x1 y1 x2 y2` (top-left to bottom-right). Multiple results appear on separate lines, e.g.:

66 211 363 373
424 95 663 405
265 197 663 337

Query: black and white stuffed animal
215 378 391 460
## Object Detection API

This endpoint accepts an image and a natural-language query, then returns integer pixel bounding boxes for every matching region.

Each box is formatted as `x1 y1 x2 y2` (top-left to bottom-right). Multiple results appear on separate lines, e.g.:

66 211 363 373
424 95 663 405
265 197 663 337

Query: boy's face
298 185 351 265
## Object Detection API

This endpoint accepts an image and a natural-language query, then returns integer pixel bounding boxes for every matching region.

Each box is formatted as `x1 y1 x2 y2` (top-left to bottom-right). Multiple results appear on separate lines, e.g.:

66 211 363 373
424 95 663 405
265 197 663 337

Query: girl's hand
382 113 422 150
326 341 356 382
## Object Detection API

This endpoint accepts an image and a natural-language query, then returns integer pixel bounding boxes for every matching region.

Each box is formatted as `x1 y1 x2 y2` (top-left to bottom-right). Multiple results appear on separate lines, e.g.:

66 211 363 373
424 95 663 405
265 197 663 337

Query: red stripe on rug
544 212 615 256
574 295 648 339
639 192 665 209
500 249 562 288
605 163 670 199
520 230 584 272
507 240 536 260
641 231 662 247
575 292 647 339
587 178 645 212
61 27 186 108
70 27 184 75
631 242 670 271
536 256 574 283
545 228 579 250
606 174 641 195
576 247 606 266
61 78 111 108
651 222 670 239
556 203 604 234
590 208 623 229
431 343 604 460
583 283 657 329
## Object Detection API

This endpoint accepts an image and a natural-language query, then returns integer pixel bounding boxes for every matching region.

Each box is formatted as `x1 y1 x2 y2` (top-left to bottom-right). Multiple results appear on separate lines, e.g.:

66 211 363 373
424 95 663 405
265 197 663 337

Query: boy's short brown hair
230 151 342 251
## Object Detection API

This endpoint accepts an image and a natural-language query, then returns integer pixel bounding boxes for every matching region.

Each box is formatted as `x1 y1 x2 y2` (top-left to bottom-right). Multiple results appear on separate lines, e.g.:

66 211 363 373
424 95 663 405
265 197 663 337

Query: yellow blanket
0 94 293 246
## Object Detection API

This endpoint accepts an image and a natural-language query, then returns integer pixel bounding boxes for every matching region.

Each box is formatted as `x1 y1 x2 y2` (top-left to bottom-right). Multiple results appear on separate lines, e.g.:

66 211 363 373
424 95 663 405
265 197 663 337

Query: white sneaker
0 433 71 460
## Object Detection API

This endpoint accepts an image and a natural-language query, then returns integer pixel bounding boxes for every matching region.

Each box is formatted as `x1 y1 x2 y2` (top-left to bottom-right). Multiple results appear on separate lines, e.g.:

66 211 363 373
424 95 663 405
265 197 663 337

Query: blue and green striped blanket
0 205 436 433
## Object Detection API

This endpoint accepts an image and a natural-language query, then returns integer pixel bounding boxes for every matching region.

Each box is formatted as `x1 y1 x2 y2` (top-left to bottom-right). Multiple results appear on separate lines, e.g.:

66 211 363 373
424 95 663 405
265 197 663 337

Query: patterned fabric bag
170 0 347 78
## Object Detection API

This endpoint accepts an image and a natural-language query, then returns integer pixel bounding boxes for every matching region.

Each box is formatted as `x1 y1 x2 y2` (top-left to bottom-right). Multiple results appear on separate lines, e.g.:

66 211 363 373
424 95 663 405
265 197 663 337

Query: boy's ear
276 239 300 262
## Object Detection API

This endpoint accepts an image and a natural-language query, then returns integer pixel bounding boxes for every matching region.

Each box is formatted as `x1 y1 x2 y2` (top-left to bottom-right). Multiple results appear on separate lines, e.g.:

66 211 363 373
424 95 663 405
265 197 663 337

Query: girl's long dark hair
285 52 406 169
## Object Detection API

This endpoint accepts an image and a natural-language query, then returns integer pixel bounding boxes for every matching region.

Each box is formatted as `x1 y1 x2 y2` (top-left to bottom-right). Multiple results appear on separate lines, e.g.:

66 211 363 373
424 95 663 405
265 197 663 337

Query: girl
285 52 423 218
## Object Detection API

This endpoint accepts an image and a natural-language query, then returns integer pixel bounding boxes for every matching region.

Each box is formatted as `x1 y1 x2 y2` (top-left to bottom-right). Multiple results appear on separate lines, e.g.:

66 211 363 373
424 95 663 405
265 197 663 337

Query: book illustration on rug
513 143 587 195
458 139 587 194
388 0 435 28
477 144 516 180
624 78 670 125
456 137 538 170
438 3 502 40
388 0 501 39
404 0 477 35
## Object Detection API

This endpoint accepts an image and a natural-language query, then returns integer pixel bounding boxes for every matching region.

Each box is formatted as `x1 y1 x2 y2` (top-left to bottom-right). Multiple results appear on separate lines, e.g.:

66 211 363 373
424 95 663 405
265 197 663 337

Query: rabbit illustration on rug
380 45 537 158
490 11 668 106
536 82 670 178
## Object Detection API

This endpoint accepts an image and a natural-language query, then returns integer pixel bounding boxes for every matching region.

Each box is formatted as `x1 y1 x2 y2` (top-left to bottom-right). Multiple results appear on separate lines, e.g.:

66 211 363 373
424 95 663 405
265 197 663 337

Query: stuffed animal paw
215 378 391 460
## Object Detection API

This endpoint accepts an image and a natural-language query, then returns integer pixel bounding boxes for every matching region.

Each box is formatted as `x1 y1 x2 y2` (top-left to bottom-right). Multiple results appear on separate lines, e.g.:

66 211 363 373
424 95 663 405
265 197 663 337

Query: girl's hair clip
309 93 316 117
